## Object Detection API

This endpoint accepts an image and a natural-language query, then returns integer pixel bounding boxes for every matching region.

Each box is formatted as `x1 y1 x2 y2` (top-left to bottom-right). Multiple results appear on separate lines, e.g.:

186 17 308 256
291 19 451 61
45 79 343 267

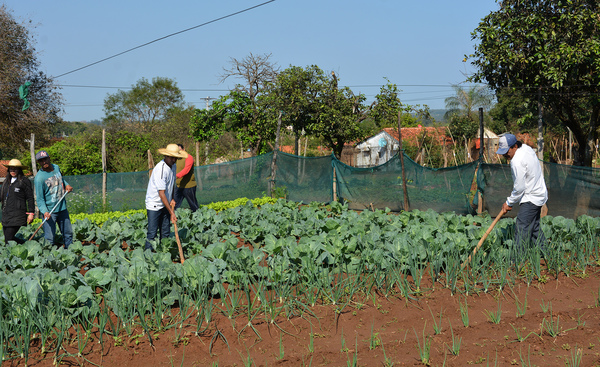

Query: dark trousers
515 202 546 254
174 186 199 212
3 225 25 244
146 208 171 250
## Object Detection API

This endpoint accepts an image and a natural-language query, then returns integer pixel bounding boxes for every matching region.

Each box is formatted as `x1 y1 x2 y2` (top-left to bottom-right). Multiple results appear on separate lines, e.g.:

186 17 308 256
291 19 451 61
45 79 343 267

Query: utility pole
200 96 216 109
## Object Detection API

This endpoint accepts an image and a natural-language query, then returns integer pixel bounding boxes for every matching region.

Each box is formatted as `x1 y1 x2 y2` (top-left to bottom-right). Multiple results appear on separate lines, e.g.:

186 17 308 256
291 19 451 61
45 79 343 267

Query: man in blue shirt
34 150 74 248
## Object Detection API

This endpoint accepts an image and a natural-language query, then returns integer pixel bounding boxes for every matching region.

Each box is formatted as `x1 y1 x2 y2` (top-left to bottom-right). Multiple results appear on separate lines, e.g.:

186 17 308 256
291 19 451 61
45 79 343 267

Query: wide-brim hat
3 159 28 169
157 144 186 158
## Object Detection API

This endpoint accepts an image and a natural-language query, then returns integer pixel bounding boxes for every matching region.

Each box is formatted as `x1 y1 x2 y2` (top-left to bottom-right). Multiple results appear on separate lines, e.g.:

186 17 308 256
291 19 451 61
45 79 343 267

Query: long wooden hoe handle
461 207 507 269
171 203 185 264
28 191 69 242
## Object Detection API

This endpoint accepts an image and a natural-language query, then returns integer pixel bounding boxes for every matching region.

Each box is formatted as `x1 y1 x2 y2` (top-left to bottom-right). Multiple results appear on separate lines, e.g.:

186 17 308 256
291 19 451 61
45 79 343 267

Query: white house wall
355 131 399 167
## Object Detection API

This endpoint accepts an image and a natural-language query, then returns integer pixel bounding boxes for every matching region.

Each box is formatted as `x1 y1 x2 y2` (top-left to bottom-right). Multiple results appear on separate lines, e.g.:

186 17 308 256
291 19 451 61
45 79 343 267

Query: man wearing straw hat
145 144 186 251
1 159 35 244
34 150 74 248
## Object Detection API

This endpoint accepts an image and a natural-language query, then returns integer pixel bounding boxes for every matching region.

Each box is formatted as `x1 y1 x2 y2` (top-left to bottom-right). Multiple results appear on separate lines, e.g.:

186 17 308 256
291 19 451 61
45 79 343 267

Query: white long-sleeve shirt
506 144 548 207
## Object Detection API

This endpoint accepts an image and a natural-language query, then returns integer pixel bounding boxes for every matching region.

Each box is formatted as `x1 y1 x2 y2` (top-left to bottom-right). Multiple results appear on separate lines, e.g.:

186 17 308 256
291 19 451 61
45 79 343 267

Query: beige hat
157 144 186 158
3 159 28 169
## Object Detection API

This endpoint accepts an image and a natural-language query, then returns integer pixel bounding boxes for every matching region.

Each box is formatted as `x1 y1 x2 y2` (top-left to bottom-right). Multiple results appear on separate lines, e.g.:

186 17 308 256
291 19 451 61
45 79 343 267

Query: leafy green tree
365 81 402 129
266 65 327 154
106 131 152 172
314 74 367 157
103 77 186 134
366 82 433 136
0 5 63 158
24 134 103 176
190 97 229 163
469 0 600 166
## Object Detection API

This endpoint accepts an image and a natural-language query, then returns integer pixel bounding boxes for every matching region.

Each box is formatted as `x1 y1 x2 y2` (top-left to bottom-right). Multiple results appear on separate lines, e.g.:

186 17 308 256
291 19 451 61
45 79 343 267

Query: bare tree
212 53 280 155
220 52 279 100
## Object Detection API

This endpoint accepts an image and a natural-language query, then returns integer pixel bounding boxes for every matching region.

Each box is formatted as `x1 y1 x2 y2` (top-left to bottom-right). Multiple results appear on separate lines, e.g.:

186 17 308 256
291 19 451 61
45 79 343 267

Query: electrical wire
53 0 276 79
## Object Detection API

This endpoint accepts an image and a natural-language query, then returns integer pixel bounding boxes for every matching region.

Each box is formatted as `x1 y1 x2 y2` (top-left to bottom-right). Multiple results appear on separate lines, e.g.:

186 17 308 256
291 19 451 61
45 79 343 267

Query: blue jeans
174 186 199 212
43 209 73 248
146 208 171 250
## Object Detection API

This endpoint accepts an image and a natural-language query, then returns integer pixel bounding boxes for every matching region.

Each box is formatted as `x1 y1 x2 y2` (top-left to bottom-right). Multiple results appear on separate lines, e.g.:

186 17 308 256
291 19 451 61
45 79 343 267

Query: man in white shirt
145 144 186 251
496 133 548 254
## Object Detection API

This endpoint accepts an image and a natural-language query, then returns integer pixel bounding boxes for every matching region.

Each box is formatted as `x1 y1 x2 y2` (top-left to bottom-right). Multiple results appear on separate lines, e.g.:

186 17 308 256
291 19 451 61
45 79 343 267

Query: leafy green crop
0 199 598 362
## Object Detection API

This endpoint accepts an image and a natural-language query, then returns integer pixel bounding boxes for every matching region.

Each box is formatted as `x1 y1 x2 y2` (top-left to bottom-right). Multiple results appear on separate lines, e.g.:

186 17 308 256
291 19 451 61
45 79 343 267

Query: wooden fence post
269 112 282 196
398 111 409 211
102 129 107 208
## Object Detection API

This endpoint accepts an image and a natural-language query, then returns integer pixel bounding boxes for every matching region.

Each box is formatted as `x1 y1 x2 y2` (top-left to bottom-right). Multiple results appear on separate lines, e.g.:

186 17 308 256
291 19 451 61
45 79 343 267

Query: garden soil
4 265 600 367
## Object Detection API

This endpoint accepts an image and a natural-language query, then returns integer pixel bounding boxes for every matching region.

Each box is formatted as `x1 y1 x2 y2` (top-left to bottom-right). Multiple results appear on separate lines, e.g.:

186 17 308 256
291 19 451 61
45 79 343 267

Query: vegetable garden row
1 198 599 365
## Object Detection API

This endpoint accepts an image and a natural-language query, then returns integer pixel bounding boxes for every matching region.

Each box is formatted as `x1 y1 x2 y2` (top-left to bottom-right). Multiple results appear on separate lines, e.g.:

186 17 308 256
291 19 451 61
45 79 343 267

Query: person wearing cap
1 159 35 244
145 144 186 251
173 143 199 212
34 150 74 248
496 133 548 254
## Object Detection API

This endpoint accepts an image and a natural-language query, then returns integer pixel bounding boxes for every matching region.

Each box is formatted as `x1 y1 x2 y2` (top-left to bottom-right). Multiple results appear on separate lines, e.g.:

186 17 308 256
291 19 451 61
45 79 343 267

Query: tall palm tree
444 85 493 121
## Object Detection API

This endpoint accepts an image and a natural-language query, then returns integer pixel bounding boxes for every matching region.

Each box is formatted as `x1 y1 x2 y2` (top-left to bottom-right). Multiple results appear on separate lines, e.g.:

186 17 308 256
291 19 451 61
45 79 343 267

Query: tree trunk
583 104 600 166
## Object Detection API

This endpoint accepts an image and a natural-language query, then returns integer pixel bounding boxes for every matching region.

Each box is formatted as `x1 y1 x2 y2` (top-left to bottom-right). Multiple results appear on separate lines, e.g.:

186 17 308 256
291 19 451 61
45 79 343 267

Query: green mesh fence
194 153 272 205
478 161 600 218
273 152 333 203
4 150 598 219
66 171 149 213
333 153 478 214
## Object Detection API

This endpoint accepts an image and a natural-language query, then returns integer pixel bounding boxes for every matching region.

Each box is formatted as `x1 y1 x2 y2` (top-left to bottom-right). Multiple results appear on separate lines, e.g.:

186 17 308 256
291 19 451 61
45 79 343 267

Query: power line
53 0 277 79
344 84 486 88
59 84 229 92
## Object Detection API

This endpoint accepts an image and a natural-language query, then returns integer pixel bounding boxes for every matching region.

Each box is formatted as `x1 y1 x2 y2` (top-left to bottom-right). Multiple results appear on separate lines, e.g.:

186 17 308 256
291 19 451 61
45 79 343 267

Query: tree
0 5 62 158
314 72 368 157
369 81 402 129
266 65 327 154
190 96 228 163
191 53 278 157
103 77 186 134
21 133 103 176
368 81 430 131
469 0 600 166
219 53 279 155
445 85 493 140
444 85 493 121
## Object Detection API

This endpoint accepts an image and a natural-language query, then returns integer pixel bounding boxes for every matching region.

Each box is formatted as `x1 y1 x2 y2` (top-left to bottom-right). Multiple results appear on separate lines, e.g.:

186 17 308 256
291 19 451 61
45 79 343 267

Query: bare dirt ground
4 264 600 367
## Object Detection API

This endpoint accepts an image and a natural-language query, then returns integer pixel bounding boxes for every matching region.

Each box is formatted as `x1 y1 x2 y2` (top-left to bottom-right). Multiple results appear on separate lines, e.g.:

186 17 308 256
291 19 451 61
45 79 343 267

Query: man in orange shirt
173 143 199 212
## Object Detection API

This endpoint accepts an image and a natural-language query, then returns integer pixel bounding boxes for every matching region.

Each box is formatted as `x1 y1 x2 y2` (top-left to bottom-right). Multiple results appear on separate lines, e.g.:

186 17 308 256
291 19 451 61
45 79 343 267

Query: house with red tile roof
347 126 451 167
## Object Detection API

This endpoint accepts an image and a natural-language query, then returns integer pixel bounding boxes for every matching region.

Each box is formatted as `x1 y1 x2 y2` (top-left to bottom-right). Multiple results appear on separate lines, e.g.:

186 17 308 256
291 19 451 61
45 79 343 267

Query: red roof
279 145 295 154
382 127 451 145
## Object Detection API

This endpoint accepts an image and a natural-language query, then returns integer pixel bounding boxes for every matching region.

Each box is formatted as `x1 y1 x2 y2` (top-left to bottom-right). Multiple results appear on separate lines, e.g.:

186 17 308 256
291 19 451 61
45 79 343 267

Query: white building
354 130 400 168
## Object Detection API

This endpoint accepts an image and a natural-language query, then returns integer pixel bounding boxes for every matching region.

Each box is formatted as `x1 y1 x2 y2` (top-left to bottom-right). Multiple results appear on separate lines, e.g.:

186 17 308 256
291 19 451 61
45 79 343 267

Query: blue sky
5 0 499 122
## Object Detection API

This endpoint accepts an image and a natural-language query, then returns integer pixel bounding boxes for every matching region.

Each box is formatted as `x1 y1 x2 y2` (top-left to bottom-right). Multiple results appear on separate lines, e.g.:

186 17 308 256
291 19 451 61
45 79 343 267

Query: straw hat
157 144 186 158
3 159 28 169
